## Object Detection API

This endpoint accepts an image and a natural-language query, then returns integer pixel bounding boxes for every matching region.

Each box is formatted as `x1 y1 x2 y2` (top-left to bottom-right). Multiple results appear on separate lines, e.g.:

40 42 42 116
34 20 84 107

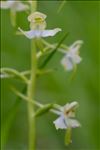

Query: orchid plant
1 1 83 149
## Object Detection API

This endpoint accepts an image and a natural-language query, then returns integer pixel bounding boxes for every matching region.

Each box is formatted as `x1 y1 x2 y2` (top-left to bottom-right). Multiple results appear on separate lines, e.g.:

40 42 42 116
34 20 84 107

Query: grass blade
57 0 67 13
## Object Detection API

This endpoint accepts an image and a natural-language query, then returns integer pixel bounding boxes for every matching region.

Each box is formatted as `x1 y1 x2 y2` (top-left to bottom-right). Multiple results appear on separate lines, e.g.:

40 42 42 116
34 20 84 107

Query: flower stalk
11 88 61 115
27 39 37 150
27 1 37 150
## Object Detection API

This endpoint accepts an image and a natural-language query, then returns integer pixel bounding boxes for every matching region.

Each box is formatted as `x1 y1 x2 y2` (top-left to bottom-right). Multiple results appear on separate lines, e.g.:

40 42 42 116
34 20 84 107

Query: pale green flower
18 11 61 39
53 101 80 130
61 40 83 71
0 0 29 11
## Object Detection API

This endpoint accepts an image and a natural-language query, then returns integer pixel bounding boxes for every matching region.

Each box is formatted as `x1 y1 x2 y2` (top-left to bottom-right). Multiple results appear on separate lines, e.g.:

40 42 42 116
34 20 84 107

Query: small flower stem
12 88 61 115
27 1 37 150
1 68 28 84
10 10 16 27
30 0 37 12
27 39 37 150
36 39 69 59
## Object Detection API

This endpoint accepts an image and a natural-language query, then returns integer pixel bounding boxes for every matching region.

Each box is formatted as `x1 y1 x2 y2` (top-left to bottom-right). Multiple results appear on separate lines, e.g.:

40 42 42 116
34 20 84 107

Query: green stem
30 1 37 12
10 10 16 27
27 39 37 150
12 88 61 115
1 68 28 84
27 1 37 150
36 39 69 59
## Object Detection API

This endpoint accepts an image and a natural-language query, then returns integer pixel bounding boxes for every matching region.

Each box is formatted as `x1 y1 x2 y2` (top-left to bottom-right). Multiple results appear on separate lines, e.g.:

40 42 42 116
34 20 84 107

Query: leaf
1 87 26 149
39 32 69 69
33 103 54 117
65 127 72 146
1 100 20 149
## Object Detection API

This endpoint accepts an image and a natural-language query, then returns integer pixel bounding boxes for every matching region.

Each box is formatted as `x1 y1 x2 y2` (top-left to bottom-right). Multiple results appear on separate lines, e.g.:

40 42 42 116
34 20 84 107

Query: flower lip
18 27 62 39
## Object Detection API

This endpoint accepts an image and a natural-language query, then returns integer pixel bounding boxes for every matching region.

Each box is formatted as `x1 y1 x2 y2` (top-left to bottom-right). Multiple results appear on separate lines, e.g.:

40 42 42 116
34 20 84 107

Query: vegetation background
1 1 99 149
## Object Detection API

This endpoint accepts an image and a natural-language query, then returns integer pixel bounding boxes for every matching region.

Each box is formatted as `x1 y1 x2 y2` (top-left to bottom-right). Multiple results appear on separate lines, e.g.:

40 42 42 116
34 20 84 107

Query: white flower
0 0 29 11
18 11 61 39
53 101 81 130
61 40 83 71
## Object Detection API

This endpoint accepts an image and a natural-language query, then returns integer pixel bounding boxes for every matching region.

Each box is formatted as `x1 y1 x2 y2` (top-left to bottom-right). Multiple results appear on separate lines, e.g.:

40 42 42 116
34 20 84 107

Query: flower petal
18 28 61 39
53 116 66 130
28 11 47 22
64 101 79 112
70 40 83 53
41 28 61 37
73 55 82 64
14 2 29 11
66 118 81 128
0 1 29 11
18 28 42 39
61 55 73 71
0 1 13 9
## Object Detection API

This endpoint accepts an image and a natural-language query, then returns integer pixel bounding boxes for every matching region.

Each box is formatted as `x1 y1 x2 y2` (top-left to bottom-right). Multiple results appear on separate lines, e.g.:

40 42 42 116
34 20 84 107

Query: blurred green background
1 1 99 150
